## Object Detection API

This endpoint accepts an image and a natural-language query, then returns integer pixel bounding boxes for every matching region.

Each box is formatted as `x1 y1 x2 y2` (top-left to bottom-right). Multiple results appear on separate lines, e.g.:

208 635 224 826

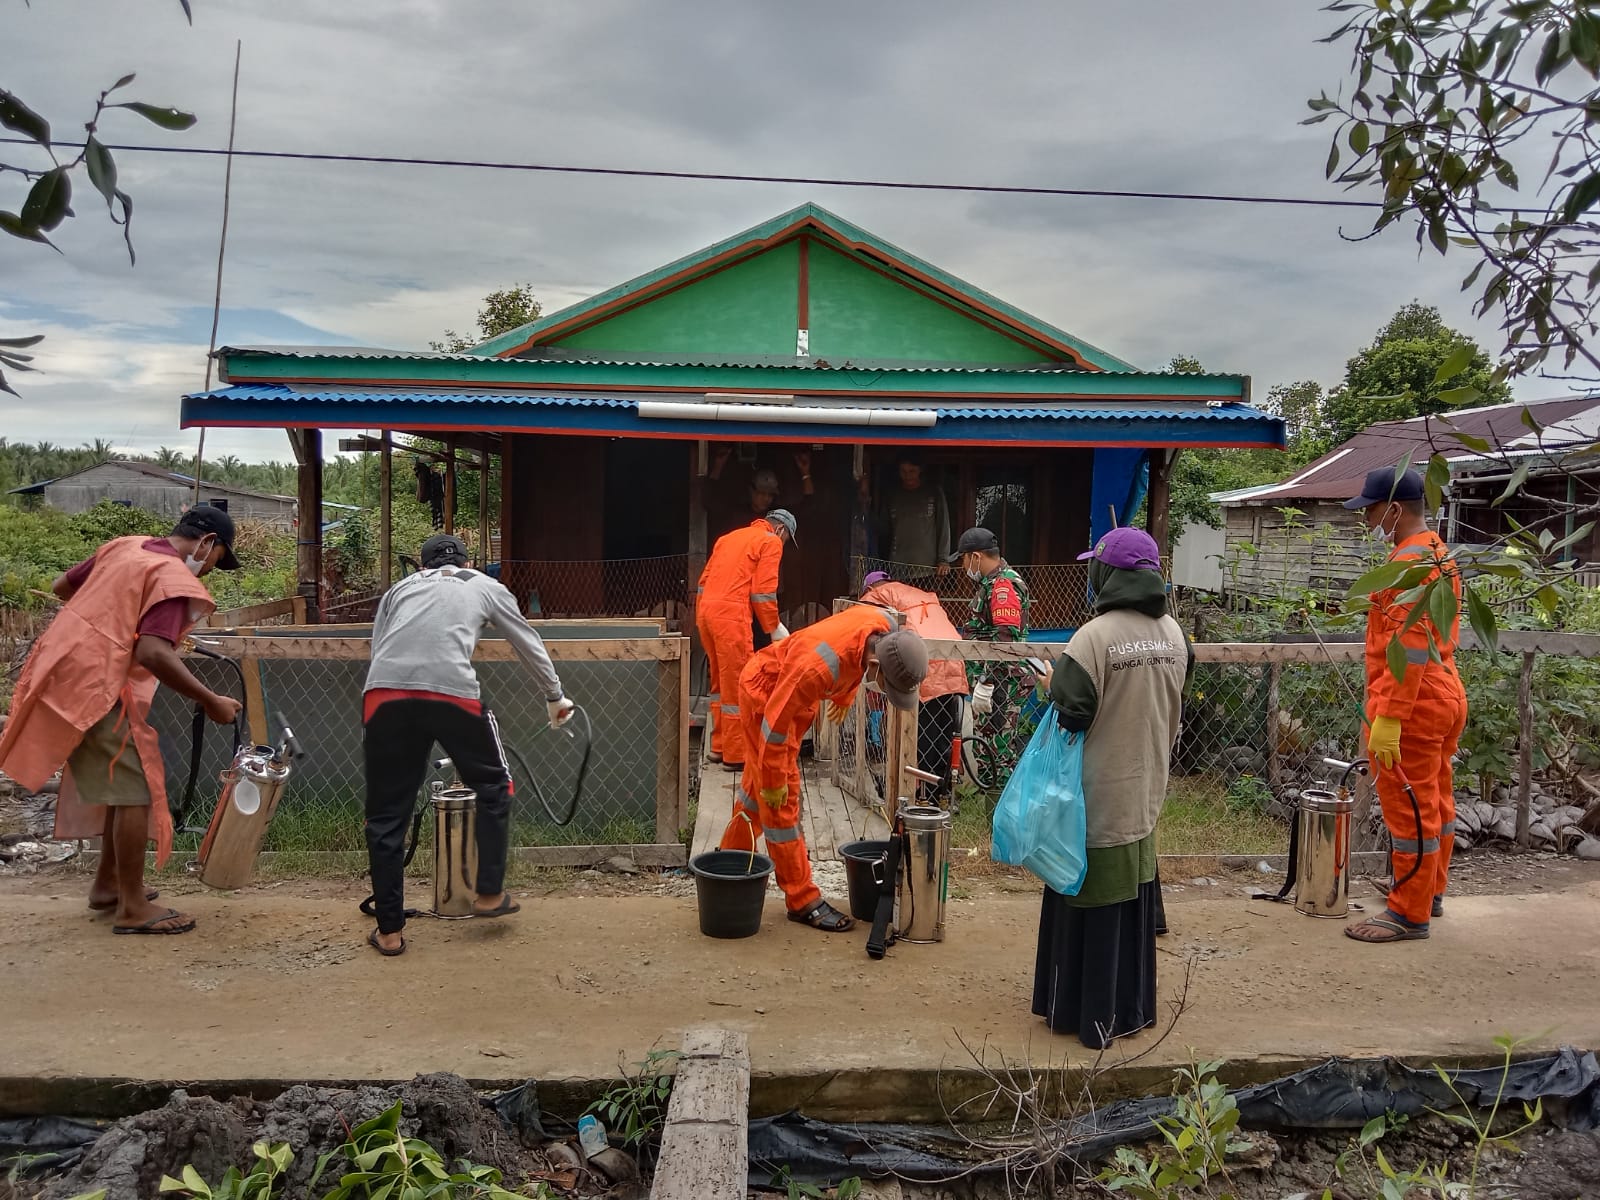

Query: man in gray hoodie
362 534 574 955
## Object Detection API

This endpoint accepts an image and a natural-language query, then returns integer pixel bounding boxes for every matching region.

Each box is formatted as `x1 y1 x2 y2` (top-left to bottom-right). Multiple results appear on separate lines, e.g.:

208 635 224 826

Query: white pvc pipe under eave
635 401 938 427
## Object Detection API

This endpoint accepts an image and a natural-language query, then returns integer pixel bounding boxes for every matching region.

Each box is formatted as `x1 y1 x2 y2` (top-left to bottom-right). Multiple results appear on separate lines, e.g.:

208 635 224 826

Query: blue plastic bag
990 710 1088 895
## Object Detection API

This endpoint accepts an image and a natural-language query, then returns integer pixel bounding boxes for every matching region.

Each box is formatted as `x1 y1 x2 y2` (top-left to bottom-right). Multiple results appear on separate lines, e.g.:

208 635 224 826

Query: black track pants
363 698 513 933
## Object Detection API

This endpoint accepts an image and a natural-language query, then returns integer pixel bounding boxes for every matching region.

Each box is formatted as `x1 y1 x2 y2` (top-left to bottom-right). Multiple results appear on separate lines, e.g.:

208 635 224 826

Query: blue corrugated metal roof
181 384 1284 447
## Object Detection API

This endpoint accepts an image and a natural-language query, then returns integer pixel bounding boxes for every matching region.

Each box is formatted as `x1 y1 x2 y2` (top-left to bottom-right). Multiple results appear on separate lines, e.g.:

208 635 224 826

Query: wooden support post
379 430 392 589
883 701 917 811
443 434 457 535
1265 660 1282 797
240 657 269 745
293 429 323 623
656 639 688 844
1146 447 1176 556
478 450 491 566
1515 650 1536 848
650 1029 749 1200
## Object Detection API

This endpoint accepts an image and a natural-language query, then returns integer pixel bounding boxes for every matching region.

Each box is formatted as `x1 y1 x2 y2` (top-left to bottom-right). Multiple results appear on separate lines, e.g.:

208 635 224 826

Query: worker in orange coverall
721 606 928 931
1341 467 1468 945
696 509 796 774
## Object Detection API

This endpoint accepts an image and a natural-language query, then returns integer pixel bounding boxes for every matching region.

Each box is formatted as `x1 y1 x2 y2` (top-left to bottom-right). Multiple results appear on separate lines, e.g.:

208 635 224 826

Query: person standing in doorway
950 526 1032 759
362 534 575 956
1341 468 1468 945
0 505 244 935
1033 527 1191 1047
695 510 796 773
885 455 951 584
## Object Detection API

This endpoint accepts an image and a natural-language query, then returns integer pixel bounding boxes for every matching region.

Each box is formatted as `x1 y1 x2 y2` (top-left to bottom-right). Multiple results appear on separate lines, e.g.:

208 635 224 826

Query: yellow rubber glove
1368 715 1403 770
759 786 787 809
826 700 851 725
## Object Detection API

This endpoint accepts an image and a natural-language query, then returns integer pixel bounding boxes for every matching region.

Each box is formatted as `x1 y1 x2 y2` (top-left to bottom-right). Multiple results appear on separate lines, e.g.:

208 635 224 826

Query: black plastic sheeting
6 1052 1595 1190
746 1047 1600 1188
0 1114 108 1178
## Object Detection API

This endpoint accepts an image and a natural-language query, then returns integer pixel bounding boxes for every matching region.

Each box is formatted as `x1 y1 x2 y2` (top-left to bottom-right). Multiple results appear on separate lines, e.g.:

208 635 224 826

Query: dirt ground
0 849 1597 1121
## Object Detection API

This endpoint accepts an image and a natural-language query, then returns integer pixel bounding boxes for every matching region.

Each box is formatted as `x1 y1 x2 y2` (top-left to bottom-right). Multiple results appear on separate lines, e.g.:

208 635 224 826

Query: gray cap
873 629 928 711
420 533 470 568
752 468 780 495
766 508 798 545
947 526 1000 563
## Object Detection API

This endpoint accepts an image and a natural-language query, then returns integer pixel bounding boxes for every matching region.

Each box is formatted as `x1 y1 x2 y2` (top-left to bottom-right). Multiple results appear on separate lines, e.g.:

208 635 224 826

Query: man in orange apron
720 606 927 931
0 506 243 935
696 509 795 773
1341 468 1468 944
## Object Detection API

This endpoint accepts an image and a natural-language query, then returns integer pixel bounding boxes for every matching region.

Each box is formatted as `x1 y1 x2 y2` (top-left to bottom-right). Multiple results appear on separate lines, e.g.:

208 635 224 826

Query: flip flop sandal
89 889 159 912
113 908 195 936
474 895 521 918
1344 915 1429 944
368 929 407 957
788 900 855 932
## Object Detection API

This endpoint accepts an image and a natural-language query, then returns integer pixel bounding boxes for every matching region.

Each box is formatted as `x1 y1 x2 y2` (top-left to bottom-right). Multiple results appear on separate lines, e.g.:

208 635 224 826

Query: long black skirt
1032 880 1158 1048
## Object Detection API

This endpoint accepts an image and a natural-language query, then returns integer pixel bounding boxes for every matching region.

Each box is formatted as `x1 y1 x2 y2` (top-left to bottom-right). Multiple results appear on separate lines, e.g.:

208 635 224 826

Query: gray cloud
0 0 1555 464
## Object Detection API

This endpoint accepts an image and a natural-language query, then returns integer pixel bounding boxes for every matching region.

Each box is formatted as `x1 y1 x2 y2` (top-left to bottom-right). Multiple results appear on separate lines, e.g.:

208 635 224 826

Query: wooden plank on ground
799 761 835 861
651 1028 749 1200
693 770 735 860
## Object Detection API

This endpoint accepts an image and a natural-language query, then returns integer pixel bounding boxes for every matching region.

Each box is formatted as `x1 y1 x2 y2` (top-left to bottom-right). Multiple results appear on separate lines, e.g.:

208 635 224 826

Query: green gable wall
555 241 800 358
804 243 1055 364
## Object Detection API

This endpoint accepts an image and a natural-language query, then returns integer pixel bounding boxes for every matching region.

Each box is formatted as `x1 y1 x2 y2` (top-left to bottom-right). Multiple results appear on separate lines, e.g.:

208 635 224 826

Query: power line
0 136 1385 211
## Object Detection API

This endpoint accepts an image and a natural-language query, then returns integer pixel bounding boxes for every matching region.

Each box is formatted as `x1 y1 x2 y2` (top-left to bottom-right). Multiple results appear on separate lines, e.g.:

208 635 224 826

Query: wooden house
180 203 1284 630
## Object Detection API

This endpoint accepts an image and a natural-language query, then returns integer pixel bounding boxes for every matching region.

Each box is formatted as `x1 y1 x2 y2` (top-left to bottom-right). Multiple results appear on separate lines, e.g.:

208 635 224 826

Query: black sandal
474 895 521 918
368 929 406 956
788 900 855 932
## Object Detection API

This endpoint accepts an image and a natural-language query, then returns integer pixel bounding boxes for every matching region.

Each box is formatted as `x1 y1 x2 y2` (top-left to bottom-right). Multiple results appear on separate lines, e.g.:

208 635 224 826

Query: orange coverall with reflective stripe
695 520 783 766
720 605 896 912
1365 529 1469 925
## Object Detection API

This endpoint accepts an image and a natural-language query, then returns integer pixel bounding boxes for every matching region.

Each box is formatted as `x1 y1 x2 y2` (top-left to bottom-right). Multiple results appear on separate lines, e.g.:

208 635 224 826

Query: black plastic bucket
690 849 774 939
839 839 892 923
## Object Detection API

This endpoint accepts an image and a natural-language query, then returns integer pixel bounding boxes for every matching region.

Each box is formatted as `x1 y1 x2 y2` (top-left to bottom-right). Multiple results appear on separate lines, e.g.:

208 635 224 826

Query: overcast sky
0 1 1560 463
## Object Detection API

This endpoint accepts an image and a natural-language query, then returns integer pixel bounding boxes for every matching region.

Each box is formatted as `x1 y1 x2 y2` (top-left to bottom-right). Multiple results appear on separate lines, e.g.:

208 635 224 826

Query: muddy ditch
8 1052 1600 1199
2 1073 642 1200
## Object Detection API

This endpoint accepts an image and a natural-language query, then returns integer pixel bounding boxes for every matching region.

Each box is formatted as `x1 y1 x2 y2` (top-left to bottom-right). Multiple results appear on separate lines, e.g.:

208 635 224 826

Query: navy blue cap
1343 467 1425 511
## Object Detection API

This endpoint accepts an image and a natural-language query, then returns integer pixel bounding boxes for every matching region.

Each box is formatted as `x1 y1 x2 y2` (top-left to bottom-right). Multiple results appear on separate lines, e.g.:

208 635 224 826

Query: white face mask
184 536 213 575
1365 506 1396 547
964 556 981 581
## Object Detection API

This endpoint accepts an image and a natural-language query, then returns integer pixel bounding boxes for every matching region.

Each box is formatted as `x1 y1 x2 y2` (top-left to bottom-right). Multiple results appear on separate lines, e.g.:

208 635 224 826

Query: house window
975 466 1033 561
205 498 229 512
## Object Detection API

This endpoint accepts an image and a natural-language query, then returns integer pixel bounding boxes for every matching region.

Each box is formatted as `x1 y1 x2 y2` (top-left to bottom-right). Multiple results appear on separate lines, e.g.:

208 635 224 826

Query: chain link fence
849 556 1093 633
498 556 689 627
151 625 689 858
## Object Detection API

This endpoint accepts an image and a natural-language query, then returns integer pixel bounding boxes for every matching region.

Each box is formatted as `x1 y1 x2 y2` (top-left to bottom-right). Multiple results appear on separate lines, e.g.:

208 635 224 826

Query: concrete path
1 866 1596 1120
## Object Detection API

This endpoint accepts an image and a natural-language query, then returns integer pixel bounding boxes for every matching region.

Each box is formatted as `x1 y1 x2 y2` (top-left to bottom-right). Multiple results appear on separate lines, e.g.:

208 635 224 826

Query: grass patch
945 773 1285 859
1158 774 1283 856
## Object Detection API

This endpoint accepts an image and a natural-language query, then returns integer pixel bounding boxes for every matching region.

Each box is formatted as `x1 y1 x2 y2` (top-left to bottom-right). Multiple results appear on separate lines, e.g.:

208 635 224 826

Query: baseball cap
946 526 1000 563
420 532 471 567
766 508 798 545
873 629 928 711
751 468 780 495
1344 466 1425 510
1076 526 1162 571
860 570 891 594
174 504 240 570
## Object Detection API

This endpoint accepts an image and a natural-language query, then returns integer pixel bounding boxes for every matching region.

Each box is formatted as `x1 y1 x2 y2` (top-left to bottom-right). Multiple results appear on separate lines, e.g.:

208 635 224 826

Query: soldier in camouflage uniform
949 527 1032 762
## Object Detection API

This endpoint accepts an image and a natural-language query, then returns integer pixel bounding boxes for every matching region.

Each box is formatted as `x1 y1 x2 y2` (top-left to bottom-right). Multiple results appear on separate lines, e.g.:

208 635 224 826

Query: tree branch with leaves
0 0 197 394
